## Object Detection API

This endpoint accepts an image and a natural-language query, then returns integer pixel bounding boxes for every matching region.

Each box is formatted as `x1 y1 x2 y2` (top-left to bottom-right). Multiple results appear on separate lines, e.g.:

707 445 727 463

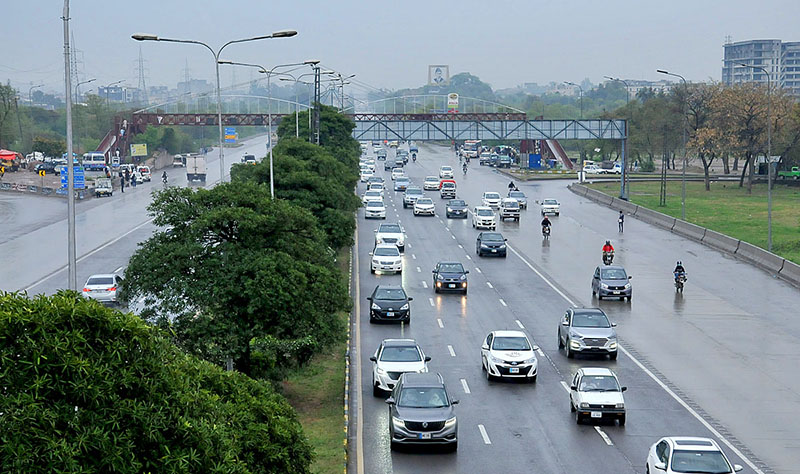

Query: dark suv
432 261 469 294
387 372 458 451
368 285 413 324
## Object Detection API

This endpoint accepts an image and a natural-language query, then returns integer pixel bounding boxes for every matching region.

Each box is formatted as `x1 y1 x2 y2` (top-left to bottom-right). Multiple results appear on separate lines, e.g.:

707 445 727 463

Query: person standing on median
618 211 625 232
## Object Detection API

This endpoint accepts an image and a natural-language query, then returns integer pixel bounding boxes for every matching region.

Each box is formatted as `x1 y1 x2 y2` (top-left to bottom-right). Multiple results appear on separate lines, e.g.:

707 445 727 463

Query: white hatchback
439 166 454 179
370 339 430 395
472 206 496 230
569 367 626 425
481 330 538 382
371 244 403 274
646 437 743 473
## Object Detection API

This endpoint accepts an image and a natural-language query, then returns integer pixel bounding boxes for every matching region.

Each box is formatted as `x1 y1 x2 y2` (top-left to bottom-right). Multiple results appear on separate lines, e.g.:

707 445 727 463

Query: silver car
558 307 618 359
82 274 123 305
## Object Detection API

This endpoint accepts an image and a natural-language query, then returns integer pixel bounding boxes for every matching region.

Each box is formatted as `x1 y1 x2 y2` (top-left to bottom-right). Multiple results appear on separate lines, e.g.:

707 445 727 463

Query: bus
82 152 107 171
463 140 482 159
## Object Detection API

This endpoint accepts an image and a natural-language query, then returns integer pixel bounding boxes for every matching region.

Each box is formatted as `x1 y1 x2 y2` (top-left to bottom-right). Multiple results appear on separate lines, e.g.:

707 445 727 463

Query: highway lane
353 143 768 473
3 135 270 295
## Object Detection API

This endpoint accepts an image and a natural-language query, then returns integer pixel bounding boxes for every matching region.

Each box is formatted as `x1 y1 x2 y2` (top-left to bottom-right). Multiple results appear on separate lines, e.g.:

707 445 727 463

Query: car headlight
436 274 444 280
523 357 537 364
615 403 625 409
570 339 582 349
376 367 386 375
372 258 380 265
481 244 489 248
371 303 380 310
600 283 609 289
459 275 466 280
392 416 405 428
499 244 506 249
580 402 589 409
400 303 409 310
489 354 503 364
608 341 618 349
375 237 383 244
624 283 631 289
444 416 457 427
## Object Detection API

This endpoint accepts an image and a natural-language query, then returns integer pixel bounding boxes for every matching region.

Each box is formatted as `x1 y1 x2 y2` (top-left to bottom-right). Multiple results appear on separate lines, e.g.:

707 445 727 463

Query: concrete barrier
584 188 613 205
735 241 785 274
701 229 740 254
672 219 707 242
569 184 589 197
635 207 676 230
610 197 638 216
779 260 800 286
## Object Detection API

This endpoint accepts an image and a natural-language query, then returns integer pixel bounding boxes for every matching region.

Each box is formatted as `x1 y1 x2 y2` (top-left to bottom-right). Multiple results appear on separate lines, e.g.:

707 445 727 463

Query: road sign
60 166 85 189
39 170 45 177
224 127 238 143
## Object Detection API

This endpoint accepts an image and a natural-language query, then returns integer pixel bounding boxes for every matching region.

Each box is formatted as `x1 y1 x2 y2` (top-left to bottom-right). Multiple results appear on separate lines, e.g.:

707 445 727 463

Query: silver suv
558 307 618 359
403 187 424 208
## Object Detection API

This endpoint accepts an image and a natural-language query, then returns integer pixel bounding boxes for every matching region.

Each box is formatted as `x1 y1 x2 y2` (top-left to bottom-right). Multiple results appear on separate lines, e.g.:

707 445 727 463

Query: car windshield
441 166 452 171
543 199 558 205
485 193 500 199
380 346 422 362
442 183 455 189
416 199 433 205
477 209 494 216
578 375 620 392
438 263 465 273
397 387 449 408
670 451 731 473
601 268 628 280
406 188 423 195
503 201 519 208
509 191 525 198
87 277 114 285
572 312 611 328
492 336 531 351
374 288 406 300
397 178 410 184
425 177 438 182
482 233 504 242
366 201 384 208
374 247 400 257
369 184 383 190
449 200 465 207
379 224 401 233
365 191 380 197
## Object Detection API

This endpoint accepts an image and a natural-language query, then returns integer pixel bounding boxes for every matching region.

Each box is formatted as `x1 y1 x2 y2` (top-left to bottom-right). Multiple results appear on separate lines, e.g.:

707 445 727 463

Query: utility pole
313 66 321 145
62 0 77 291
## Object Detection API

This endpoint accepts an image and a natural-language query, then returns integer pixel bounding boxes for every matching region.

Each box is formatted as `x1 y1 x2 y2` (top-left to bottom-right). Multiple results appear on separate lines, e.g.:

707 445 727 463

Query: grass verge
589 180 800 264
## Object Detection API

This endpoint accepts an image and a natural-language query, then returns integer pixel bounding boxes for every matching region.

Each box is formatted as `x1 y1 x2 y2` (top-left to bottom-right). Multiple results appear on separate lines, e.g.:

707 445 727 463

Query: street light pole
62 0 77 291
28 84 44 107
657 69 688 220
74 78 95 103
605 76 632 198
604 76 630 105
564 81 583 119
132 30 297 184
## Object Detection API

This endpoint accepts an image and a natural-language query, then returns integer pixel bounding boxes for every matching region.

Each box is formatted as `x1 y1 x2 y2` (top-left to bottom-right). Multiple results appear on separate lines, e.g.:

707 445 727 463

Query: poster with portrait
428 65 450 86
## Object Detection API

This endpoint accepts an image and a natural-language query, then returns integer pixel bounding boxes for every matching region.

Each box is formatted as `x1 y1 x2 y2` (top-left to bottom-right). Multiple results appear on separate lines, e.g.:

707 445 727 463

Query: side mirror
369 356 377 362
570 384 577 390
451 399 459 405
367 297 372 301
373 229 378 232
733 465 743 472
628 276 633 280
621 386 627 392
432 270 436 273
562 320 569 326
611 322 617 327
385 397 395 405
368 252 373 256
654 461 666 471
504 238 508 241
465 270 470 274
407 297 413 301
481 344 489 351
424 356 431 362
532 345 540 351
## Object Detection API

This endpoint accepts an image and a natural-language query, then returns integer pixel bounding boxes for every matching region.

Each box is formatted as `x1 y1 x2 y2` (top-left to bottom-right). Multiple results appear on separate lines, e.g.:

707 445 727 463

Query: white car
370 339 430 396
540 198 560 216
391 168 405 180
611 162 622 174
472 206 496 230
368 183 385 195
374 223 406 251
370 244 403 274
423 176 440 191
362 189 383 204
569 367 626 425
82 273 123 305
481 330 538 382
646 437 743 473
364 200 386 219
360 169 374 183
481 192 502 209
583 164 606 174
413 197 435 216
364 159 376 171
137 165 152 182
439 166 454 179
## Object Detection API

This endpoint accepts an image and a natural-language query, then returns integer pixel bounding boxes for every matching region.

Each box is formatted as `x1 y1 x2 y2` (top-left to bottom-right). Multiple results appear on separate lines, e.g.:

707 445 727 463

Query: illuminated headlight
436 282 442 287
444 416 457 427
400 303 409 310
601 283 609 289
459 275 466 280
376 367 386 375
615 403 625 409
371 303 380 310
570 339 582 349
608 341 618 349
392 416 405 428
580 402 589 409
481 244 490 248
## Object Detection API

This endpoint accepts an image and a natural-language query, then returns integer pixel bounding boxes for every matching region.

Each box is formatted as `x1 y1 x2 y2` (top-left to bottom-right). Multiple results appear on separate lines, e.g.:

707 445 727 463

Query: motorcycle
462 165 468 175
602 250 614 265
542 225 551 239
412 153 417 162
674 272 687 292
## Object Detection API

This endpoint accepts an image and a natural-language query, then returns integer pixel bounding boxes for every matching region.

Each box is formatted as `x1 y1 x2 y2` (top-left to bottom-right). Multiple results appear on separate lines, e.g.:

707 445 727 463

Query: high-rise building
722 39 800 96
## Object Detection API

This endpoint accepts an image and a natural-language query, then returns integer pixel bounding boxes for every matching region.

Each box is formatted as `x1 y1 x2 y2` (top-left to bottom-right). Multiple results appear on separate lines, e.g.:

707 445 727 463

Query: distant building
617 79 674 96
177 79 213 96
722 39 800 96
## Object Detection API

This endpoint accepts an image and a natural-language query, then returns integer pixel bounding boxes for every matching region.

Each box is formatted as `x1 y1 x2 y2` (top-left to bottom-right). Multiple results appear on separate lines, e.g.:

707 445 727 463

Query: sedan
360 169 374 183
402 187 424 208
82 273 122 305
368 285 412 324
364 200 387 219
432 261 469 294
481 330 538 382
362 190 383 204
370 244 402 274
446 199 468 219
413 197 435 216
476 232 507 257
375 222 405 251
34 162 58 174
507 190 528 208
371 339 430 396
558 307 618 359
439 166 454 179
394 177 410 192
591 265 632 301
481 191 502 209
646 437 743 473
391 168 405 180
569 367 626 425
423 176 440 190
387 372 458 451
368 176 384 186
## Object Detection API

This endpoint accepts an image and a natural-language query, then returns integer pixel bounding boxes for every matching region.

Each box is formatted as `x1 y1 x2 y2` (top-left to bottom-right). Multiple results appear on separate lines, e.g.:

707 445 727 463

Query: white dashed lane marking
594 426 614 446
475 267 482 273
428 297 435 307
486 282 493 289
416 266 421 273
478 425 492 445
515 320 525 329
437 318 444 328
460 378 471 394
422 281 428 289
499 298 507 307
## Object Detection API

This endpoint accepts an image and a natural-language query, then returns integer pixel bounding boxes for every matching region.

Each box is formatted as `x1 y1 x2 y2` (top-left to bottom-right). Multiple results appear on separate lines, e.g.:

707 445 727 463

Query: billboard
447 93 459 113
428 65 450 86
129 143 148 157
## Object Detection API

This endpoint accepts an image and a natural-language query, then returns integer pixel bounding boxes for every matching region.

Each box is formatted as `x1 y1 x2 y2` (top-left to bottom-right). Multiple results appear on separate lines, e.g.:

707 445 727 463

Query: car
479 152 492 165
540 198 560 216
394 177 410 192
481 330 538 382
94 177 113 197
413 197 435 216
368 176 384 186
432 261 468 294
476 231 507 257
481 192 502 209
611 162 622 174
569 368 626 425
364 200 387 219
371 243 402 274
362 189 383 204
34 162 57 174
377 148 387 160
388 140 399 148
172 155 185 167
386 372 458 451
394 158 405 169
591 265 632 301
371 339 430 396
439 166 454 179
439 181 456 199
646 437 743 473
446 199 468 219
384 160 393 171
397 149 409 164
497 155 512 168
507 190 528 208
391 168 405 180
82 273 123 305
360 169 374 182
583 164 606 174
368 182 385 195
423 176 440 190
375 223 406 251
499 198 520 222
367 285 412 323
471 206 496 230
558 307 618 359
402 187 424 208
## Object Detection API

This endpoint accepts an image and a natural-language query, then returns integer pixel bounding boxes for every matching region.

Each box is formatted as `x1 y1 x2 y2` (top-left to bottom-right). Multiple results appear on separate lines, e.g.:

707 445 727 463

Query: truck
439 180 457 199
778 167 800 179
94 177 113 197
186 154 207 183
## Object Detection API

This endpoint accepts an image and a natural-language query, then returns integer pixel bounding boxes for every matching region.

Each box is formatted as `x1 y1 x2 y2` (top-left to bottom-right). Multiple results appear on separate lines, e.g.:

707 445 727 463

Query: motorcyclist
508 180 517 191
541 216 552 236
412 153 417 162
462 163 468 174
674 261 686 279
602 240 614 264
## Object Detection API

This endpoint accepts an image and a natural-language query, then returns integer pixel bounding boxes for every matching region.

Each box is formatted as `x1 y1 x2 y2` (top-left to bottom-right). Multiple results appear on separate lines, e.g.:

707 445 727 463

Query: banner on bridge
447 93 459 113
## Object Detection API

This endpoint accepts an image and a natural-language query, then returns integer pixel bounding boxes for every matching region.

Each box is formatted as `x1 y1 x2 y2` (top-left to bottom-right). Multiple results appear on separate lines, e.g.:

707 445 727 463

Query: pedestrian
124 169 130 186
120 174 125 193
131 173 137 188
618 211 625 232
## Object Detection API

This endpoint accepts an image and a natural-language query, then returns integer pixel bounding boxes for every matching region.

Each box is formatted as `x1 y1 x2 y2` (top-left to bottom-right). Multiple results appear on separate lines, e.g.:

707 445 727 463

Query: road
1 135 270 295
352 143 798 473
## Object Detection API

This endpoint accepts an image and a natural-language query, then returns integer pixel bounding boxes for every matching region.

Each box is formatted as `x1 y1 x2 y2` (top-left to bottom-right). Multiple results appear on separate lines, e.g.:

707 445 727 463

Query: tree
0 83 17 148
683 83 719 190
0 291 313 473
32 136 66 158
121 182 349 375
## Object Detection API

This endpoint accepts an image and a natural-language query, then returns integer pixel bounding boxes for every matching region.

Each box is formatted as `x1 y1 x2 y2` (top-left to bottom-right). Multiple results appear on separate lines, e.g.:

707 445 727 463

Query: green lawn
589 180 800 264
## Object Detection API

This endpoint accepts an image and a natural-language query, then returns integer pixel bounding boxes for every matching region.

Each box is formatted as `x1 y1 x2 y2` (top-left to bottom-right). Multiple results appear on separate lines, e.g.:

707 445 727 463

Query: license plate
509 367 519 374
386 312 394 317
418 433 432 439
448 284 455 288
492 249 497 253
591 412 602 418
613 291 620 295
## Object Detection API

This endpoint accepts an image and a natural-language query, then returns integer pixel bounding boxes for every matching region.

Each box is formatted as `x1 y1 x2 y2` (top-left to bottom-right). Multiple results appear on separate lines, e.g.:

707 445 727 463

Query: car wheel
369 315 375 324
570 398 576 412
609 351 618 361
619 414 626 426
373 380 382 397
576 412 583 424
558 332 564 348
404 316 410 325
390 441 398 451
398 246 404 252
370 267 375 274
627 296 632 302
566 341 574 359
529 374 537 383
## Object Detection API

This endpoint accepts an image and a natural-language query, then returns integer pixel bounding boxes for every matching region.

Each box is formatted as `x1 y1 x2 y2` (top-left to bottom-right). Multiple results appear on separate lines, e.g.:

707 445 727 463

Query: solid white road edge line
354 219 365 474
460 378 471 394
448 345 456 357
478 424 492 445
594 426 614 446
559 381 570 393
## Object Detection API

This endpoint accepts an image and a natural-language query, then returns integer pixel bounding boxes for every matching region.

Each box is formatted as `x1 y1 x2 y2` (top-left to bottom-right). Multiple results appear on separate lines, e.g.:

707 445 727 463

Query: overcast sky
2 0 799 97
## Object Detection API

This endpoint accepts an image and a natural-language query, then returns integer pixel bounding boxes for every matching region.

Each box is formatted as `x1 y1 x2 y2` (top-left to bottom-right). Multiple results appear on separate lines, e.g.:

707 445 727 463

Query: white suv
540 198 560 216
569 367 626 425
481 191 502 209
481 330 538 382
371 244 402 274
646 437 743 473
374 223 406 251
370 339 430 396
472 206 496 230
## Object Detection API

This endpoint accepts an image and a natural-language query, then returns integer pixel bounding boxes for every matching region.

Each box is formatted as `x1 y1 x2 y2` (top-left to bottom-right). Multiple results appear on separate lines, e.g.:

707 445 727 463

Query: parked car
569 367 626 425
34 162 58 174
386 372 458 451
374 222 406 251
432 261 468 294
371 339 430 396
364 200 387 219
646 437 743 474
137 166 152 182
583 164 606 174
472 206 496 230
82 274 122 305
476 232 507 257
591 265 632 301
481 330 538 382
370 244 402 274
558 307 618 359
94 177 113 197
367 285 412 323
540 198 560 216
446 199 468 219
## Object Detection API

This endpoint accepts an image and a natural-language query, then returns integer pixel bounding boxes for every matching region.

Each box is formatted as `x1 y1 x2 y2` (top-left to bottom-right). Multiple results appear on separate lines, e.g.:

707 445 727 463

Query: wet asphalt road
351 143 798 474
1 136 270 295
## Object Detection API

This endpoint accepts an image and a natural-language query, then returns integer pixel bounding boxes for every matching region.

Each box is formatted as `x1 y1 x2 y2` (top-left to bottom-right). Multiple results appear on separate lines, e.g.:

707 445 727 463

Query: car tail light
108 287 116 292
82 288 89 292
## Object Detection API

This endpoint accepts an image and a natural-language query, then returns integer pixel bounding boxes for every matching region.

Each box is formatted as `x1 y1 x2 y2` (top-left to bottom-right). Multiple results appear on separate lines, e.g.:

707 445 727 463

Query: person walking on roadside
618 211 625 232
130 172 137 188
119 172 125 193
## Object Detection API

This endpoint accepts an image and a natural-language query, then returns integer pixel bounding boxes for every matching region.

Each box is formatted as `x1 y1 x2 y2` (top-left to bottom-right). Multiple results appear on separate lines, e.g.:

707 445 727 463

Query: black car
387 372 459 451
476 232 507 257
368 285 413 324
446 199 468 218
35 162 57 174
432 261 469 294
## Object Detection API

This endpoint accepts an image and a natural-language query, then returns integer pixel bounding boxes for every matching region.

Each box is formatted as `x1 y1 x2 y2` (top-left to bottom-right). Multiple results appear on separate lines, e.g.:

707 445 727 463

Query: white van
82 152 106 171
137 165 152 182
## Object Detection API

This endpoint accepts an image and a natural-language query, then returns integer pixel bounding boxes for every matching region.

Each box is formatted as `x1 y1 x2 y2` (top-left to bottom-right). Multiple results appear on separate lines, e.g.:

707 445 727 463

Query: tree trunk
738 155 749 188
672 152 676 170
700 153 711 191
723 154 730 174
733 155 739 172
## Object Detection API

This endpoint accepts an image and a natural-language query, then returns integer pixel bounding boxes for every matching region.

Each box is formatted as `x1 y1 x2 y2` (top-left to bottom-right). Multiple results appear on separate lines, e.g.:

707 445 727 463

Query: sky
2 0 800 97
